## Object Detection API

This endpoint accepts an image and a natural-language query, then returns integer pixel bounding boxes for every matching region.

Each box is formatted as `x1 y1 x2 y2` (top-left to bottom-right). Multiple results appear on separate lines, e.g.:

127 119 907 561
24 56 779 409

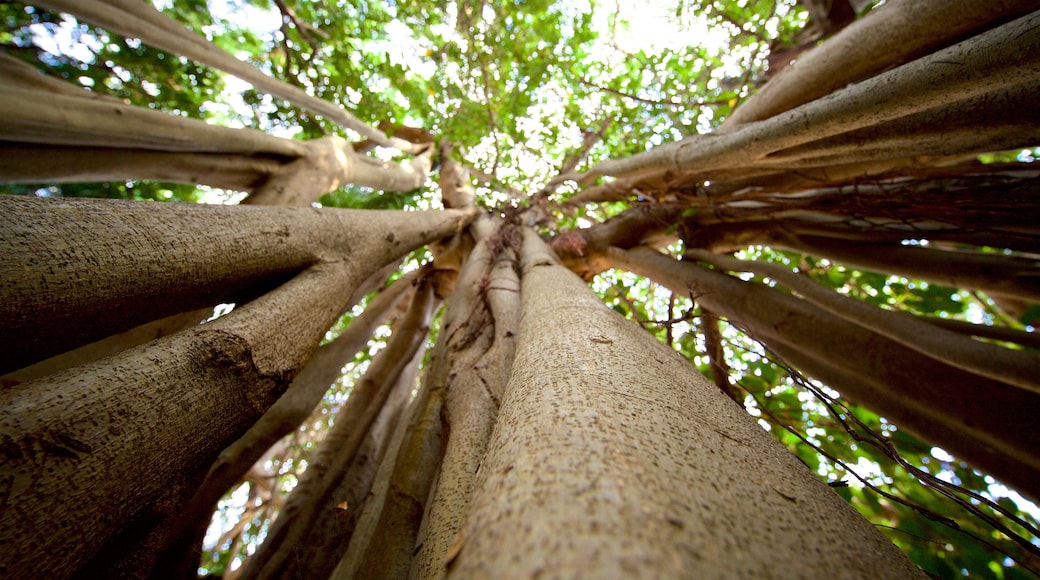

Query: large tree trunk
443 229 921 577
0 198 473 578
609 246 1040 502
0 196 471 373
411 219 521 579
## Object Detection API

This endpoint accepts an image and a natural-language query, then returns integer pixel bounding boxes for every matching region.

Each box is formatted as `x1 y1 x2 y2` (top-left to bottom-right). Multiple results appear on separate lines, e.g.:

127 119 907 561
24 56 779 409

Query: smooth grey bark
0 195 473 373
445 229 922 577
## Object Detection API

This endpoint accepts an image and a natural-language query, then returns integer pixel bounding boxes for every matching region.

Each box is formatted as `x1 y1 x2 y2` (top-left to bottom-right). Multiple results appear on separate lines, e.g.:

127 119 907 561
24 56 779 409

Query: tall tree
1 0 1038 578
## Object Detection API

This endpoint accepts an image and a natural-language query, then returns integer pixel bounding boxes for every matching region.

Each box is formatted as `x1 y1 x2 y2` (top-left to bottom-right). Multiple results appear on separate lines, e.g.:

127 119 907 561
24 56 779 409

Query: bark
290 341 428 580
721 0 1040 129
158 272 416 573
687 250 1040 394
768 233 1040 304
238 279 436 580
243 137 433 207
445 229 921 577
333 341 449 579
0 195 473 373
755 80 1040 169
684 216 1040 259
0 85 303 156
411 219 522 579
34 0 418 151
0 143 280 191
921 316 1040 351
0 204 470 578
552 205 683 280
609 246 1040 502
0 307 211 386
575 10 1040 181
0 60 431 202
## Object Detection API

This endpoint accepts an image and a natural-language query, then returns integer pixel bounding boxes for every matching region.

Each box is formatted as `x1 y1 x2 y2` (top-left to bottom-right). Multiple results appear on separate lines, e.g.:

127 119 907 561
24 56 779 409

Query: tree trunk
444 229 921 577
412 219 521 579
157 272 416 574
0 200 472 578
0 196 471 373
238 279 436 580
609 246 1040 502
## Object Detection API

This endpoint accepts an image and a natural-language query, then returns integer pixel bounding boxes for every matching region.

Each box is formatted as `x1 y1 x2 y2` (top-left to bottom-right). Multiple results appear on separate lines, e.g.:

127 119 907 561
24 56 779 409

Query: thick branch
721 0 1039 129
687 250 1040 394
608 246 1040 502
575 11 1040 181
239 279 435 580
0 196 474 373
35 0 418 151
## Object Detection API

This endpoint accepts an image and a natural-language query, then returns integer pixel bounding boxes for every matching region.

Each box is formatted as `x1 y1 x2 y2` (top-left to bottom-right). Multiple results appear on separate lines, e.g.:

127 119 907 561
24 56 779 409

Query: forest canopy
1 0 1039 578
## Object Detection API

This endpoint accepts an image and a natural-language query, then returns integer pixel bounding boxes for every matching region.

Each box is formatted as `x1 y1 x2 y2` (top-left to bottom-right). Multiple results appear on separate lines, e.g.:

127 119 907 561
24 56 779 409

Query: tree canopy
2 0 1039 578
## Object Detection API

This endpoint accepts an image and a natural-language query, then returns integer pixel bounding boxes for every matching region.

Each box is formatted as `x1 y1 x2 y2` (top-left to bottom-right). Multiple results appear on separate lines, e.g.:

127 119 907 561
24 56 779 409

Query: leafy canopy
3 0 1038 577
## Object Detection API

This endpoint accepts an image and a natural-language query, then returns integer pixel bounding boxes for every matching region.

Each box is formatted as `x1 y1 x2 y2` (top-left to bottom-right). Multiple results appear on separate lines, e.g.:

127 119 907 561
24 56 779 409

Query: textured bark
411 219 521 579
0 196 472 373
688 250 1040 394
0 204 470 578
159 273 415 573
291 341 428 580
610 246 1040 502
721 0 1040 129
445 229 921 577
332 347 448 580
0 307 212 386
236 280 435 580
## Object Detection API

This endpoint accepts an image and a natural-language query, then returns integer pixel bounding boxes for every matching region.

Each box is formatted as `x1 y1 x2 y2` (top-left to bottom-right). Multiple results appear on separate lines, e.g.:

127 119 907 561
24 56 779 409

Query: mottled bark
411 219 521 579
0 196 472 373
445 229 921 577
236 280 435 580
609 246 1040 502
0 203 470 578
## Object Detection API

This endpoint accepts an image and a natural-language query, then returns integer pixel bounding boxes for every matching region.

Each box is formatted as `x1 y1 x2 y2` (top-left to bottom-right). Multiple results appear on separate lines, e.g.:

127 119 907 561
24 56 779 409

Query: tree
1 0 1038 578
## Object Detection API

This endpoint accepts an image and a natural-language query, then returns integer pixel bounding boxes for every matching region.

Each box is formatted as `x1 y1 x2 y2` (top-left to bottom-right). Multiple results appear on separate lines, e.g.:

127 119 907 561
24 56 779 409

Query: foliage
3 0 1037 577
